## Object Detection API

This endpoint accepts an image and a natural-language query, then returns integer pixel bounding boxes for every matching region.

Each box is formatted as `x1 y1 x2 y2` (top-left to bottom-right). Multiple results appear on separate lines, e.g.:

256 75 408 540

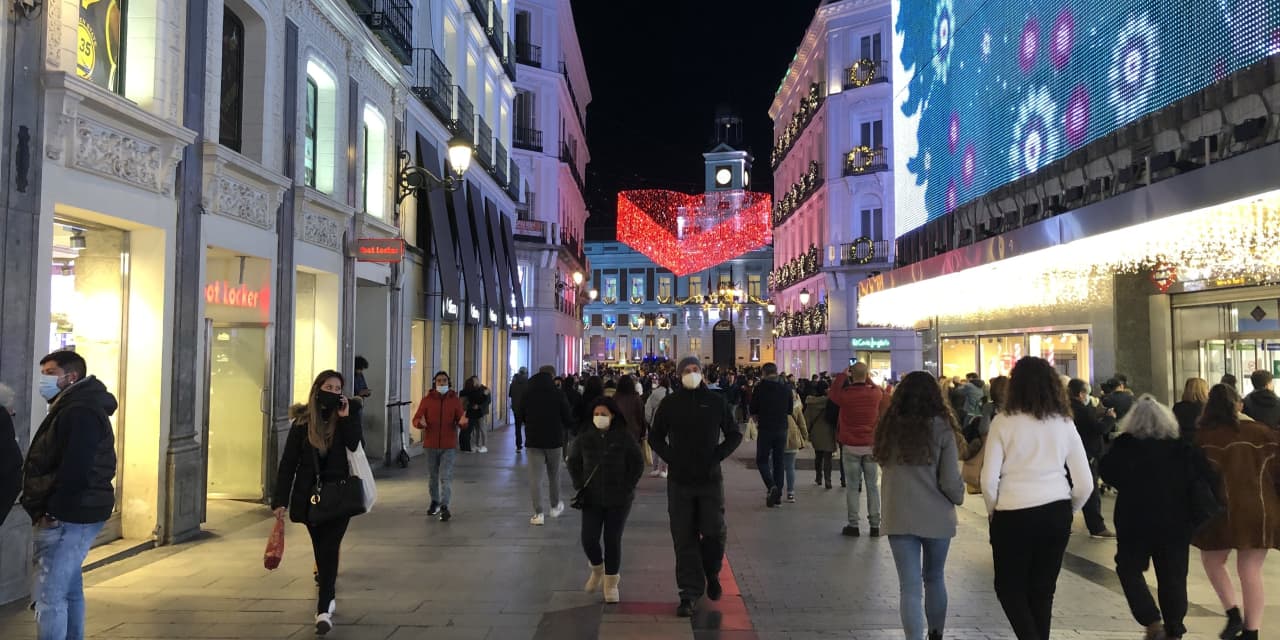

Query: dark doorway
712 319 735 367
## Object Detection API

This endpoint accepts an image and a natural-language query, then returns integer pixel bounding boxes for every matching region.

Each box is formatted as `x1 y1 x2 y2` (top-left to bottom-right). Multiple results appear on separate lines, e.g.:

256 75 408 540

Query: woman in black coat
1171 377 1207 440
567 396 644 604
459 377 491 453
272 370 362 636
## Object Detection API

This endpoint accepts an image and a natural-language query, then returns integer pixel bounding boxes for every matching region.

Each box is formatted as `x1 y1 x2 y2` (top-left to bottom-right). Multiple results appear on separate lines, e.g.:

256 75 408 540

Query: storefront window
750 338 761 362
940 337 977 380
77 0 127 93
1028 332 1091 381
855 351 893 384
980 335 1023 381
410 320 433 444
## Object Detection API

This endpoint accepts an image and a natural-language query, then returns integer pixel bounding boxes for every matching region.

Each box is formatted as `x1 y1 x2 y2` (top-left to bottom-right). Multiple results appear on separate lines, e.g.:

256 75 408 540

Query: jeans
783 451 798 493
1080 459 1106 534
1115 536 1190 638
307 517 350 614
841 446 881 527
527 447 563 514
424 448 457 506
471 415 488 449
581 503 631 574
990 500 1072 640
889 535 952 639
667 481 726 601
755 429 786 491
33 520 105 640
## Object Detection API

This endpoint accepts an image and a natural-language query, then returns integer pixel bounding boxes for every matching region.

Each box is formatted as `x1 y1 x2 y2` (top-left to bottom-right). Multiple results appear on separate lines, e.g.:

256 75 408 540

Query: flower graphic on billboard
1108 14 1160 125
1018 17 1040 73
1010 86 1059 176
1049 8 1076 69
932 0 955 80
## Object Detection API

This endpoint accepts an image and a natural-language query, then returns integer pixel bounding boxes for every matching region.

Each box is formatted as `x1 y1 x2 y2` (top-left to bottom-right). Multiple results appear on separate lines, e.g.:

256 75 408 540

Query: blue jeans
841 446 881 527
783 451 798 493
755 429 786 491
888 535 952 640
424 448 457 506
33 520 105 640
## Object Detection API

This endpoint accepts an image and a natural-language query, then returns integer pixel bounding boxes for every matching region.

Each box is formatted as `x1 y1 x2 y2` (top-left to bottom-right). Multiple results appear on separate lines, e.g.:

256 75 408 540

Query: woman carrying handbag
272 370 365 636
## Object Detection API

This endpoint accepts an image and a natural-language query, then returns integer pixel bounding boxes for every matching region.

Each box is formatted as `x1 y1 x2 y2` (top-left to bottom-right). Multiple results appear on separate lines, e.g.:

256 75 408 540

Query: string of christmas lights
617 189 773 276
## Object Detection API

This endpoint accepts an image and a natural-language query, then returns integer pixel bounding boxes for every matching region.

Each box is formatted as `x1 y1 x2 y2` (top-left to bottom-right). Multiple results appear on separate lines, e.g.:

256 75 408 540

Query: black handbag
308 448 366 525
570 464 600 510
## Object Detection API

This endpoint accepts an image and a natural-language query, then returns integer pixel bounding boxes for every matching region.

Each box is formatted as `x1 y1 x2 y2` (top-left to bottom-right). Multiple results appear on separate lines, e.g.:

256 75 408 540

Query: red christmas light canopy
617 189 773 276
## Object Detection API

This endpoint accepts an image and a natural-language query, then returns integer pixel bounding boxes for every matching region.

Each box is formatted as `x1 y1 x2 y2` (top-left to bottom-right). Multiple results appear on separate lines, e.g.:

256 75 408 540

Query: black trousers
667 480 727 601
1081 459 1107 534
307 517 351 614
814 450 834 484
513 410 525 448
459 425 474 451
754 430 786 491
990 500 1072 640
581 502 632 575
1115 535 1190 638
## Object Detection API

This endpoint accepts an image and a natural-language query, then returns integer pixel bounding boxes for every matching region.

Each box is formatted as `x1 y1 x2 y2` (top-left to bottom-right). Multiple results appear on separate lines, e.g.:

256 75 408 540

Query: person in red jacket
829 362 891 537
412 371 468 521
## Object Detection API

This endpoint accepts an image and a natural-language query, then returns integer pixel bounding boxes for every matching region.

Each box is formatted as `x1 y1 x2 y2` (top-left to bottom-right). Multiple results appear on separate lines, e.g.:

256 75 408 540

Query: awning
449 178 484 324
485 198 514 326
467 182 503 325
500 215 526 319
415 134 462 321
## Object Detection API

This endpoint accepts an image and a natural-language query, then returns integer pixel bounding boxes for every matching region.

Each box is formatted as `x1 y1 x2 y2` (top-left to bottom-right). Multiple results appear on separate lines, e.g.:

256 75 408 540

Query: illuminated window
604 276 618 302
689 337 702 355
361 105 388 218
219 9 245 152
304 60 337 193
688 276 702 298
304 78 318 187
658 276 672 301
76 0 127 93
750 338 761 362
630 275 645 301
747 274 762 299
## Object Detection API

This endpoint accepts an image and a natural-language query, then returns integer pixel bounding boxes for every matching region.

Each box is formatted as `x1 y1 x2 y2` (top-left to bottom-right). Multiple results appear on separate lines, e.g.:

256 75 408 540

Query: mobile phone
848 358 857 366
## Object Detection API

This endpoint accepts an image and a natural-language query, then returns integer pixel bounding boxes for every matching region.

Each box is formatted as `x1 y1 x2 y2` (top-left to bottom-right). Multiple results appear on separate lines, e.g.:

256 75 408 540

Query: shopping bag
347 442 377 513
641 438 653 467
746 417 758 441
264 516 285 570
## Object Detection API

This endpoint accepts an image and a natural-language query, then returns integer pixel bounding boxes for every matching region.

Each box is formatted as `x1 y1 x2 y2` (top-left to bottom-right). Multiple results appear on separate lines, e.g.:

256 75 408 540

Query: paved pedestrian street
2 424 1277 639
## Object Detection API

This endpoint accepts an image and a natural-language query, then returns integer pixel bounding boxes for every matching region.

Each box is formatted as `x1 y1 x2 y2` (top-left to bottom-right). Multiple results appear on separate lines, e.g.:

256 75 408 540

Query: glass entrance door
1198 338 1280 385
205 324 269 500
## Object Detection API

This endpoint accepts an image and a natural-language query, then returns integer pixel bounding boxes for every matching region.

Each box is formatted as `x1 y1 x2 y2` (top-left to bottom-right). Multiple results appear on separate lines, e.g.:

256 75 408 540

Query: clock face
715 168 732 185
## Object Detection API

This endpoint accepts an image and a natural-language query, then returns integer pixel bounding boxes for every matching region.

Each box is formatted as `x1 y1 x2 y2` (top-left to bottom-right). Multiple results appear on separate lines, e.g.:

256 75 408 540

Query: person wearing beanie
649 356 743 618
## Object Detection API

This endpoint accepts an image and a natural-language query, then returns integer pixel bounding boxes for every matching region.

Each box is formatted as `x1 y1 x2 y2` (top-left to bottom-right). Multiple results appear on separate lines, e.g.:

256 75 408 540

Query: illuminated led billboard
892 0 1279 237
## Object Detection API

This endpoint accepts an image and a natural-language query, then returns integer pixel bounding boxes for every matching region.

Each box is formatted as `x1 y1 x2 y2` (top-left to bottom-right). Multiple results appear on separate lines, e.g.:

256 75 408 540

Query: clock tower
704 107 751 192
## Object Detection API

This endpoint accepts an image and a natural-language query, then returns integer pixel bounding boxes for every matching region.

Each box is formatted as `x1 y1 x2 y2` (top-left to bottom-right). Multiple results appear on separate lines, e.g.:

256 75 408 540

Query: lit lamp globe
572 271 584 285
799 288 811 306
447 134 473 178
766 302 776 314
588 288 599 301
522 315 532 327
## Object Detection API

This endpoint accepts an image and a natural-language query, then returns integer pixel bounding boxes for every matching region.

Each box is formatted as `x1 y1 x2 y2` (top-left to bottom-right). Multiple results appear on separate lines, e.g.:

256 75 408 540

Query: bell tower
704 106 752 192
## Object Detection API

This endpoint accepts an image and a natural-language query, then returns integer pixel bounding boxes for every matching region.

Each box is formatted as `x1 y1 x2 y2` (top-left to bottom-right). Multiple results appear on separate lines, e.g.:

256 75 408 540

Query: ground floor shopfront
776 331 921 382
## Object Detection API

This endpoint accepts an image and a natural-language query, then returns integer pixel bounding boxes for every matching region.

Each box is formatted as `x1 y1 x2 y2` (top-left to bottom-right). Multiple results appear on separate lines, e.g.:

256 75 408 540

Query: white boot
584 563 605 592
603 574 620 604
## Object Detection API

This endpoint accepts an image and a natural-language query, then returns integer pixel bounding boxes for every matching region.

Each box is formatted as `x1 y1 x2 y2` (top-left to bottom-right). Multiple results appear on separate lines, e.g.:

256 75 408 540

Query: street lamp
799 287 811 306
572 271 584 285
588 288 599 301
766 302 776 314
396 133 474 203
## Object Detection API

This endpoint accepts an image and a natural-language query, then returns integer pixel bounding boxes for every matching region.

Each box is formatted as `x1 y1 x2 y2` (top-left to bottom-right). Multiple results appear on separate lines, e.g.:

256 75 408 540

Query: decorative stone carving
213 177 274 229
298 211 341 250
74 118 167 194
46 0 63 68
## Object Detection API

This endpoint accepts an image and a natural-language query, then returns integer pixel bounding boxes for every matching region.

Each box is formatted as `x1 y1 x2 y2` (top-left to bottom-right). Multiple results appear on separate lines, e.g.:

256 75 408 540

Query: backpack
824 398 840 426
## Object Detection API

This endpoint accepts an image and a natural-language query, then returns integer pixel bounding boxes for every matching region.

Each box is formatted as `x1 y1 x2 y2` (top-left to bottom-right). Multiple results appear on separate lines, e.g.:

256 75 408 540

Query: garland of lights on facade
616 189 773 276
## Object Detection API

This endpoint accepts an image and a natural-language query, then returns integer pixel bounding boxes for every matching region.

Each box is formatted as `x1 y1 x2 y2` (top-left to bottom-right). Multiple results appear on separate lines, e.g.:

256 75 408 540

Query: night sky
571 0 824 237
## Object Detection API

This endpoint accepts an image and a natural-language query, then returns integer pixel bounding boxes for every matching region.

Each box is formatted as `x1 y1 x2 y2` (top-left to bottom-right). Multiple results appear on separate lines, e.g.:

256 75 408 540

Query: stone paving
0 421 1276 639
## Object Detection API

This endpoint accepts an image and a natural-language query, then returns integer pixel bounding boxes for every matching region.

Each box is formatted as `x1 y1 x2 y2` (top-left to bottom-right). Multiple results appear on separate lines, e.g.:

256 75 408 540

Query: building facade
768 0 921 383
508 0 591 375
0 0 526 603
861 0 1280 400
583 242 775 370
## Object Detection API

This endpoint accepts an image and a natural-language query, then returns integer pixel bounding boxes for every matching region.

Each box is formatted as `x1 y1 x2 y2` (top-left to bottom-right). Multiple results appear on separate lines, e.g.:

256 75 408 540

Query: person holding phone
272 370 362 636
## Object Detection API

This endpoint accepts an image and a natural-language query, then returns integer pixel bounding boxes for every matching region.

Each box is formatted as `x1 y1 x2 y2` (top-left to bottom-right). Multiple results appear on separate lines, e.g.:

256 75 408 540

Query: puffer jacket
649 386 743 486
22 376 117 524
829 374 890 447
412 388 466 450
786 393 810 451
567 418 644 509
272 404 363 524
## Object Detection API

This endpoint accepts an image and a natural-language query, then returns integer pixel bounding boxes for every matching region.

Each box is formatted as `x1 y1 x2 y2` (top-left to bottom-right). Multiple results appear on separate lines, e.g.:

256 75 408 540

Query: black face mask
317 391 343 413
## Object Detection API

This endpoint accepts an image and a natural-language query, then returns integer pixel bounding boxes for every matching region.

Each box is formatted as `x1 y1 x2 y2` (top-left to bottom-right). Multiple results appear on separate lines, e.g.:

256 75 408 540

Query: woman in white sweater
981 357 1093 640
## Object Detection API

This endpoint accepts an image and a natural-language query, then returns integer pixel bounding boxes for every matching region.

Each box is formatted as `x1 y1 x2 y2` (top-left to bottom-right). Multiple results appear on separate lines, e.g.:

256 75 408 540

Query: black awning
467 182 503 326
416 134 462 321
485 199 513 325
449 179 484 324
500 215 526 318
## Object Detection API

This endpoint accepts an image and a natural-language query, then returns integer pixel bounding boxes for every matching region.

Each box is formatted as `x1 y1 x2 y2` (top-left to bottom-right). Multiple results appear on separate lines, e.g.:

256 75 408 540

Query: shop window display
1029 332 1091 380
980 335 1023 380
940 336 977 380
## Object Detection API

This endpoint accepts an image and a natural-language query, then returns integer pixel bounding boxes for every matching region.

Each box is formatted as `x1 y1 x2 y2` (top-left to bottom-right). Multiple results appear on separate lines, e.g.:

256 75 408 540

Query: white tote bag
347 442 377 513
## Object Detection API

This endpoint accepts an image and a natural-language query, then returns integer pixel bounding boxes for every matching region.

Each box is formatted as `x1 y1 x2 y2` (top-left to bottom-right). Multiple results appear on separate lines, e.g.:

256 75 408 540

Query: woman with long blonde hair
1171 377 1208 440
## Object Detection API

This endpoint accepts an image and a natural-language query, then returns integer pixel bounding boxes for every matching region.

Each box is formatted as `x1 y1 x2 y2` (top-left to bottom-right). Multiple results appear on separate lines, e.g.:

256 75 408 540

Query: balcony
352 0 413 65
507 162 522 202
486 9 505 63
771 82 825 168
772 161 823 227
409 48 452 128
475 117 493 170
843 146 889 176
843 59 890 91
560 231 586 268
514 126 543 152
502 35 517 81
516 41 542 67
559 60 587 133
451 86 474 141
492 140 509 186
560 142 585 193
514 218 546 240
467 0 489 25
833 239 892 266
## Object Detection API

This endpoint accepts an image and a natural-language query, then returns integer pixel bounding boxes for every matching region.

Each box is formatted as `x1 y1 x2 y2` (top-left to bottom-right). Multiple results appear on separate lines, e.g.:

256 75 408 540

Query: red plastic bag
264 516 285 570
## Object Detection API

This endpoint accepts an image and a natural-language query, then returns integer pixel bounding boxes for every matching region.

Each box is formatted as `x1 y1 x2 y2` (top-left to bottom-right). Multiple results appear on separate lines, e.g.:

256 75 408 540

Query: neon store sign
205 281 268 309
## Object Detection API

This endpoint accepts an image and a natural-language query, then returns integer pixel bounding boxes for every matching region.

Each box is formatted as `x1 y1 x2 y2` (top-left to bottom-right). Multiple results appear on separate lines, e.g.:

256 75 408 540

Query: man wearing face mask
23 350 117 639
648 356 743 618
412 372 467 522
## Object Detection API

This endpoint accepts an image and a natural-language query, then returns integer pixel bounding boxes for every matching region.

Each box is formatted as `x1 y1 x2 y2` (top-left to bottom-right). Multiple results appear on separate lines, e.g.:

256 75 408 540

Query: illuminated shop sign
443 297 459 319
488 310 498 324
355 238 405 263
205 281 268 310
469 305 481 322
851 337 892 350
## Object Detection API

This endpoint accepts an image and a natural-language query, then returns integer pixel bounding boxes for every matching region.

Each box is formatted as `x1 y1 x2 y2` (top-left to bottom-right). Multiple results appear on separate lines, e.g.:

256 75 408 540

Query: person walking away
510 367 530 450
1220 373 1237 391
1171 377 1208 441
644 376 671 477
1100 395 1211 640
1068 378 1117 539
22 351 117 640
946 377 966 418
271 370 363 635
352 356 372 423
522 366 573 525
0 384 21 527
962 376 1008 494
459 377 490 453
804 382 837 489
782 388 809 503
875 371 966 640
1242 370 1280 429
568 397 645 603
829 362 890 536
412 372 467 521
649 356 743 617
1192 383 1280 640
723 372 742 424
981 356 1093 640
749 363 793 508
961 373 985 423
613 375 647 444
1102 374 1136 420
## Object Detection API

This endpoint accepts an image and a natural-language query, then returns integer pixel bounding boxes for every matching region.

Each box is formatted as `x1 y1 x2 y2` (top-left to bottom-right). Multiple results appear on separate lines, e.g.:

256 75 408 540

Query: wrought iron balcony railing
517 41 542 67
834 239 892 266
409 48 452 128
475 117 494 170
843 146 889 176
507 162 522 202
451 86 474 141
843 59 890 90
514 126 543 152
493 140 509 186
349 1 413 64
561 142 584 193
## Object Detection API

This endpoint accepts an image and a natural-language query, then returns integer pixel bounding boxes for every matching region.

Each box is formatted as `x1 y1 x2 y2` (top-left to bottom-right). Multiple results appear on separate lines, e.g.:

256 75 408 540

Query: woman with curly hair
874 371 966 640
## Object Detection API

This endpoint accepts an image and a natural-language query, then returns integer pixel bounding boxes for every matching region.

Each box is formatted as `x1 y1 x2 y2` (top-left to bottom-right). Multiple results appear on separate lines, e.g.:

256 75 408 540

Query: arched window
304 60 337 193
361 105 388 218
219 9 245 152
304 77 318 186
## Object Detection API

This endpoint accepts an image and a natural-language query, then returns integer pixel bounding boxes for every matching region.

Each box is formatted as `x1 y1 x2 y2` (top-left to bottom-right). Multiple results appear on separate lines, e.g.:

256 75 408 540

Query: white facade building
768 0 920 381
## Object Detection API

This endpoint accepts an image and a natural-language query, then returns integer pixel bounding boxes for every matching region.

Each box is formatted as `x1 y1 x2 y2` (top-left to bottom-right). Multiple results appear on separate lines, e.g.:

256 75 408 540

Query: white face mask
681 372 702 389
635 382 644 394
436 385 449 394
38 374 62 402
592 415 611 430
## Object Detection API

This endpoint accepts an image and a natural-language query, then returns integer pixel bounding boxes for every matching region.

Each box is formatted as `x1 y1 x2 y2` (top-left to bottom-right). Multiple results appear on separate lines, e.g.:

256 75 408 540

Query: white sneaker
327 599 336 616
530 513 545 526
478 446 489 453
315 612 333 635
659 470 668 479
649 469 662 478
549 502 565 518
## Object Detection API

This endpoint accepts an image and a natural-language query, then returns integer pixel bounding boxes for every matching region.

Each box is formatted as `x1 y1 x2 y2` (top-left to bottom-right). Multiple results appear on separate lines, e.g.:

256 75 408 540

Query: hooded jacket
22 376 117 524
829 373 890 448
648 385 743 486
272 404 362 524
522 372 574 449
412 388 466 450
509 371 530 413
567 416 644 509
1243 388 1280 429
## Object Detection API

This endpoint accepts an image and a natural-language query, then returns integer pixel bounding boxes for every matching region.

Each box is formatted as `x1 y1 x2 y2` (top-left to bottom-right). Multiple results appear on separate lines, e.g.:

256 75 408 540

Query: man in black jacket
749 363 794 507
24 350 117 639
1243 369 1280 429
521 366 574 525
0 384 21 526
509 366 530 450
1068 378 1115 538
649 356 742 618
